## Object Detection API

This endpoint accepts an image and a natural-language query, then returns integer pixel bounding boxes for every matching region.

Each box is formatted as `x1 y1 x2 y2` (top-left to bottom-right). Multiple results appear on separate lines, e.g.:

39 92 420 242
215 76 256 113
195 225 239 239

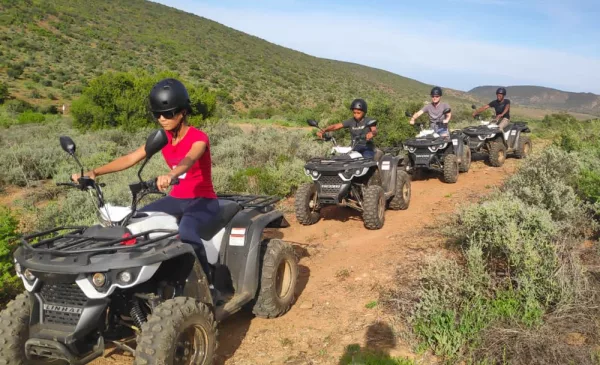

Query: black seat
198 200 242 240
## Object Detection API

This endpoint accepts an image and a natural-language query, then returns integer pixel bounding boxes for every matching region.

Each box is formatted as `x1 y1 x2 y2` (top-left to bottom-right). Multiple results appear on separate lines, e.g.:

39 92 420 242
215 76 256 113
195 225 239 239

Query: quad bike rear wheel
442 154 459 183
363 185 385 230
388 170 411 210
295 183 320 225
135 297 217 365
253 239 298 318
488 140 506 167
515 136 532 159
0 292 65 365
459 147 471 173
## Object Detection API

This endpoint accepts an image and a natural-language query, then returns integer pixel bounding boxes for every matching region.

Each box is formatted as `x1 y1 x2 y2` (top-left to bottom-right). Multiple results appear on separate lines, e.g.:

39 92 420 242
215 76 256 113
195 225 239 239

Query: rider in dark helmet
473 87 511 131
316 98 378 159
71 78 218 278
408 87 452 137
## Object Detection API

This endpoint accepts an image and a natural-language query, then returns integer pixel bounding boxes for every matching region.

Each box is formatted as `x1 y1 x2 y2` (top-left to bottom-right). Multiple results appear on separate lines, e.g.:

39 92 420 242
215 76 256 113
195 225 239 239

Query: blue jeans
140 196 220 277
353 145 375 159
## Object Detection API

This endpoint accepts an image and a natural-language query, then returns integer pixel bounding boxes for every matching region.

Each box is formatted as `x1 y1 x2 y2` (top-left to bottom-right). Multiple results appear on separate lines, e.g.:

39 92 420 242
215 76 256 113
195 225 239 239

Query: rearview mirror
366 119 377 127
307 119 319 127
443 108 451 114
405 111 412 117
471 104 477 109
59 136 76 155
144 129 168 158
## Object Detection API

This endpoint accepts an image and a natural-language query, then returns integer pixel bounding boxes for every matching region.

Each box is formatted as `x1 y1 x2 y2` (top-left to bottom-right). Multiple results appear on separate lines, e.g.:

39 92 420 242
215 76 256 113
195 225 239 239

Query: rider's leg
178 198 221 281
361 148 375 159
138 196 183 216
498 118 510 132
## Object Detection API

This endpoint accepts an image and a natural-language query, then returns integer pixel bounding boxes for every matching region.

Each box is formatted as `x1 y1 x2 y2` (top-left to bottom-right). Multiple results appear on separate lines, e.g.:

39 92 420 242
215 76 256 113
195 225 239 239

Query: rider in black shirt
473 87 511 131
316 99 377 158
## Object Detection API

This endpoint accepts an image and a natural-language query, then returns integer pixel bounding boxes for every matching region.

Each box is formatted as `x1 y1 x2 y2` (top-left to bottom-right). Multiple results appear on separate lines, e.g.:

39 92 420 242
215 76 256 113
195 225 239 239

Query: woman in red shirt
71 78 218 276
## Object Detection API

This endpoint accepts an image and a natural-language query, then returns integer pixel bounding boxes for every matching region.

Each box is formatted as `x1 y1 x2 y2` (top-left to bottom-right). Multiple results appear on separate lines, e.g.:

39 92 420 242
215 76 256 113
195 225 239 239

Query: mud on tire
253 239 298 318
0 293 62 365
442 154 459 183
459 147 471 173
362 185 385 230
515 136 532 159
388 170 410 210
488 140 507 167
295 183 320 225
135 297 217 365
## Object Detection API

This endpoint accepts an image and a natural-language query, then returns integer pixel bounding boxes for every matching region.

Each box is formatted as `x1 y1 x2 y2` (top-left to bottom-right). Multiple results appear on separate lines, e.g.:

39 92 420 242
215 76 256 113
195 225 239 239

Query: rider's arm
156 141 207 191
409 110 424 124
473 104 490 116
321 123 344 133
366 126 377 140
73 145 146 181
443 112 452 124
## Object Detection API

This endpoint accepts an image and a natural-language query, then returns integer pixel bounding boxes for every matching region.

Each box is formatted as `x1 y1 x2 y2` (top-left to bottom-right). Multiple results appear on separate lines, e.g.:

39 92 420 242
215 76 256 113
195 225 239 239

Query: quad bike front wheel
515 136 532 159
442 154 459 183
459 147 472 173
0 292 65 365
135 297 217 365
363 185 385 229
388 170 411 210
488 140 507 167
253 239 299 318
295 183 320 225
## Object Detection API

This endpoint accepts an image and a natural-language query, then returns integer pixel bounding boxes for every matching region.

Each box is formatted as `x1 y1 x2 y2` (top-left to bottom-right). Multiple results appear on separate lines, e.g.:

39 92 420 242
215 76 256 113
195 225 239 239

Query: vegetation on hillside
0 0 478 121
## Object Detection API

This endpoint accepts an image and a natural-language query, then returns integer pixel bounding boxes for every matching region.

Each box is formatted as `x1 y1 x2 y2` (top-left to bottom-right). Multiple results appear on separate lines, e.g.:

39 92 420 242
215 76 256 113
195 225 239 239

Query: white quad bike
0 129 297 365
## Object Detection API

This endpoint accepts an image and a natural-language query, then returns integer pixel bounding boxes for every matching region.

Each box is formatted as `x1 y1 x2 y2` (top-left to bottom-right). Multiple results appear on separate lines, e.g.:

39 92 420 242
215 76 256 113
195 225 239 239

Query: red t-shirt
161 127 217 199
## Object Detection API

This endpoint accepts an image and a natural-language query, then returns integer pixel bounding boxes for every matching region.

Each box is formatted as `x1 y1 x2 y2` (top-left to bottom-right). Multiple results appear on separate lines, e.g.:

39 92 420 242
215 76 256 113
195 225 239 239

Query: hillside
470 85 600 116
0 0 480 116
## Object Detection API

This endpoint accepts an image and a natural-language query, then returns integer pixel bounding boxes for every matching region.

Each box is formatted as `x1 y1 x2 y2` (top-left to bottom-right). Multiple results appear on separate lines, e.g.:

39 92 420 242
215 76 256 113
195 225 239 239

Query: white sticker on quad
511 130 517 135
382 161 391 170
452 139 458 146
230 228 246 246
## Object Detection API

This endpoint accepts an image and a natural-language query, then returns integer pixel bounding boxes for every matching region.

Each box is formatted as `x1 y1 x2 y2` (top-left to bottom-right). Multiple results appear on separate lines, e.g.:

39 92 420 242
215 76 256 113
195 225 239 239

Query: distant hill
0 0 478 116
469 86 600 117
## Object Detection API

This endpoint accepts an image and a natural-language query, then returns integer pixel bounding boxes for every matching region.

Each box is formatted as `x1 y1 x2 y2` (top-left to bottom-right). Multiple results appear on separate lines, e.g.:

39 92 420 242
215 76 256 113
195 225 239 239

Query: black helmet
350 98 368 113
430 86 443 97
496 87 507 95
149 78 190 113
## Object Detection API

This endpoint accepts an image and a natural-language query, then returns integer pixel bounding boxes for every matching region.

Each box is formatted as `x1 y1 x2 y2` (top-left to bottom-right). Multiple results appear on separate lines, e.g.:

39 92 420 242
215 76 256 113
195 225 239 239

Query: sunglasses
152 109 181 119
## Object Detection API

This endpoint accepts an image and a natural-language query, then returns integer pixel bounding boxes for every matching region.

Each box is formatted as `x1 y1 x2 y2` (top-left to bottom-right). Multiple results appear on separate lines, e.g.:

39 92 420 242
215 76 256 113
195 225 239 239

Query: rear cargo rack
20 226 178 256
218 194 281 209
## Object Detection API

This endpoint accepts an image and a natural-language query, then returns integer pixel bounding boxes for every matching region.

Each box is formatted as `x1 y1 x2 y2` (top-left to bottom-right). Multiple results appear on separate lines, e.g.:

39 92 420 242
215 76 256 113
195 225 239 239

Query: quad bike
295 119 411 230
403 109 471 184
462 104 532 167
0 129 298 365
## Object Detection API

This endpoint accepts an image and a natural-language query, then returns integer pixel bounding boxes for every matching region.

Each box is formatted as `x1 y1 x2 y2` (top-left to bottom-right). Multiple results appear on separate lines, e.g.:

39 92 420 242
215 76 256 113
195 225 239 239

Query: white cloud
156 1 600 94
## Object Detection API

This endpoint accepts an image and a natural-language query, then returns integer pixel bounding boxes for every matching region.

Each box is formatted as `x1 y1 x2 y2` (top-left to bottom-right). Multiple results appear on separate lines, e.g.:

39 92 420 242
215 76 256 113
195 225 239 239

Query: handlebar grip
171 177 180 185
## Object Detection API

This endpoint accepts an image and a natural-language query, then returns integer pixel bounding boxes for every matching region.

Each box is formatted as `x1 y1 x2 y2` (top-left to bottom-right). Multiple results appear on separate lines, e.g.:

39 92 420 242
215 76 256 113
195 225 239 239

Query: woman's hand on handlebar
316 130 324 139
71 170 96 182
156 174 175 192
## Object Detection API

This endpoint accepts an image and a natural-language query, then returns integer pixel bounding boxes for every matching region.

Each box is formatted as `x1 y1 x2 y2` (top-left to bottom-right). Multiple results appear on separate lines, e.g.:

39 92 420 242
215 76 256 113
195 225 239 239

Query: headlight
92 273 107 287
312 170 319 177
407 146 417 153
23 269 35 282
487 134 496 139
14 263 22 275
428 143 447 153
304 168 310 176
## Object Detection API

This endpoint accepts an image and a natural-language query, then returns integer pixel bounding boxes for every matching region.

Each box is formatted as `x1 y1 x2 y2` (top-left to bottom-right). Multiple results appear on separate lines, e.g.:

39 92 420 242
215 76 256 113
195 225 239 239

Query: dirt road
91 156 517 365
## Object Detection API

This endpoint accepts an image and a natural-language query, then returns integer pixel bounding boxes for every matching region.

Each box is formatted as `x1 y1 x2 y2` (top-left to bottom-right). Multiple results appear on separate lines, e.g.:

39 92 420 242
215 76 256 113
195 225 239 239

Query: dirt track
91 156 517 365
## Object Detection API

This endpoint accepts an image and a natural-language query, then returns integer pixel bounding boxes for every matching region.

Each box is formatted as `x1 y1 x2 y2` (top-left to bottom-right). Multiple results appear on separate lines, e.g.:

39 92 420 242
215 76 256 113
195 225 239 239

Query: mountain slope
469 85 600 116
0 0 478 114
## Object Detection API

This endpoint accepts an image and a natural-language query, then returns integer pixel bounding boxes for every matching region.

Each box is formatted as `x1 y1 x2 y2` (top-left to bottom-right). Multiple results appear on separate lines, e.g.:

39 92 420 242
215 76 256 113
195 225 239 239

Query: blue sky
155 0 600 94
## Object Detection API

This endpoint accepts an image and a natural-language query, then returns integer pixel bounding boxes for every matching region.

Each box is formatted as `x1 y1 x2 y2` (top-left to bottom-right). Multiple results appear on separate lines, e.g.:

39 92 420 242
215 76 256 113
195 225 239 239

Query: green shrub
0 208 21 301
5 99 34 114
17 111 45 124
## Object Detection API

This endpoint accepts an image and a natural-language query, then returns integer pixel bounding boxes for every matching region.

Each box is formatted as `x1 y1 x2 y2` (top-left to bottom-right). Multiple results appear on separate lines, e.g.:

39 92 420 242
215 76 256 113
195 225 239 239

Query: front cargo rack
20 226 178 256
